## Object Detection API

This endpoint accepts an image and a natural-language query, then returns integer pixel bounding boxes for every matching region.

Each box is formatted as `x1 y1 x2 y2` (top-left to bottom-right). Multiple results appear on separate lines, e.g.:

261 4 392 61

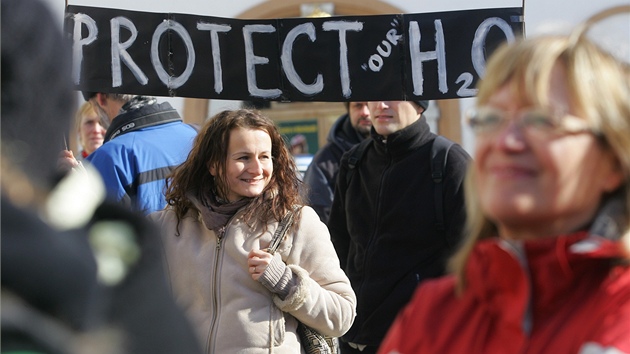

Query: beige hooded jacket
149 205 356 354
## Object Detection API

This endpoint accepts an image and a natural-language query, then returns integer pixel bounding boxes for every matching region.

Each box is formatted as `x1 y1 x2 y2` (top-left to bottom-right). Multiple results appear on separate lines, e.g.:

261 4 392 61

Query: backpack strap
345 138 371 186
431 136 454 232
344 135 454 232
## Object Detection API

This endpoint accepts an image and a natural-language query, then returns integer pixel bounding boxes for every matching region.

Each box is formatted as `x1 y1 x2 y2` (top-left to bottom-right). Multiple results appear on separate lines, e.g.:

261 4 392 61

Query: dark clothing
1 199 204 354
328 116 470 348
87 98 196 214
303 113 365 223
89 202 204 354
1 199 102 332
1 200 101 354
340 341 378 354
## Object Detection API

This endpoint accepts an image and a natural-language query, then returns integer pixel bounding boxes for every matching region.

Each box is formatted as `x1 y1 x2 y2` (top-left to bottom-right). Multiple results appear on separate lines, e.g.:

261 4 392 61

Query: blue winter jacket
87 101 196 214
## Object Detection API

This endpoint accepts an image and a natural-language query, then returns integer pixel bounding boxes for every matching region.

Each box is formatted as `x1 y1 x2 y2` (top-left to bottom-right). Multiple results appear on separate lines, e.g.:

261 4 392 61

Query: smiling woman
211 127 273 202
149 109 356 353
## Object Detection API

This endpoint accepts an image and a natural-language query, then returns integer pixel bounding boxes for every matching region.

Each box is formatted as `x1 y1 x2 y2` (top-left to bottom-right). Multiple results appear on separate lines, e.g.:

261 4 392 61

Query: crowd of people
2 0 629 353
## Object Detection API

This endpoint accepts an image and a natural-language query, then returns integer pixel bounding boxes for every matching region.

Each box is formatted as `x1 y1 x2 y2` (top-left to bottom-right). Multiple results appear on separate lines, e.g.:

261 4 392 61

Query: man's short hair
82 92 135 103
82 91 97 101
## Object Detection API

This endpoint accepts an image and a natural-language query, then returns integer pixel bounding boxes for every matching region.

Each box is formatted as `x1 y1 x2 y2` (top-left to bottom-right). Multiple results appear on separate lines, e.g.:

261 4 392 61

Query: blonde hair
75 101 96 131
450 7 630 291
74 101 103 155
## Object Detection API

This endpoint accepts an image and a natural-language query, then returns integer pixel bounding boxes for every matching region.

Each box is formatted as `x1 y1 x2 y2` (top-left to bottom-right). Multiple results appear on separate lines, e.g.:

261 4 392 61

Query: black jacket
303 113 365 223
1 199 203 354
328 116 470 347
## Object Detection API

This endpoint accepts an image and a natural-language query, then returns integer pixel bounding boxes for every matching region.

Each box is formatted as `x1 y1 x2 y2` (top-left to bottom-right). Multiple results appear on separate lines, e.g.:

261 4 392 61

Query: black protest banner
66 6 524 101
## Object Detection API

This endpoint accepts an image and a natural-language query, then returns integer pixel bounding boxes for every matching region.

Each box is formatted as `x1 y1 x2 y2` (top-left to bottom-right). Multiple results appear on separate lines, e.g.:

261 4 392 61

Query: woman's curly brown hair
165 109 304 228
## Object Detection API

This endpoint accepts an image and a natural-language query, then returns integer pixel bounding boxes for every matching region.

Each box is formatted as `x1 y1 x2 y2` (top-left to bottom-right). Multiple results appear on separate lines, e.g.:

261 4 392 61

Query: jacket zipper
206 225 227 354
356 145 392 318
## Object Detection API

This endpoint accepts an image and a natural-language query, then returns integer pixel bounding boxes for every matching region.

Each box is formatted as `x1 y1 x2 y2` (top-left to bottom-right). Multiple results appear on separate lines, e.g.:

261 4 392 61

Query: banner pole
522 0 527 36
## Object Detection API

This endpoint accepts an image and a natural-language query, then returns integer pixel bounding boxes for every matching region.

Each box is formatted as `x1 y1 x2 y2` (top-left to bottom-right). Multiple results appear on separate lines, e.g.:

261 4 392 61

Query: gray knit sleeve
259 252 296 299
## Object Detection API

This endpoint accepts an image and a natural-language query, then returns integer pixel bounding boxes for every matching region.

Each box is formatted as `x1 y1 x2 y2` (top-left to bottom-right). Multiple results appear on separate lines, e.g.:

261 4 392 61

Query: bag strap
267 211 296 254
430 136 454 232
345 138 371 186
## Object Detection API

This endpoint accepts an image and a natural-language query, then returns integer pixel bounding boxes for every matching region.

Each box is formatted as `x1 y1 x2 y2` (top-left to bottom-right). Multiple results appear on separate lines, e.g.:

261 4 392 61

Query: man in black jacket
328 100 470 353
303 102 371 223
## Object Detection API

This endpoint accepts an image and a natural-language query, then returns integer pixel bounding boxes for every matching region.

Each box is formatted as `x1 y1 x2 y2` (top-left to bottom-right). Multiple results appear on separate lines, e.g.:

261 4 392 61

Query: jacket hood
104 99 181 142
327 113 365 152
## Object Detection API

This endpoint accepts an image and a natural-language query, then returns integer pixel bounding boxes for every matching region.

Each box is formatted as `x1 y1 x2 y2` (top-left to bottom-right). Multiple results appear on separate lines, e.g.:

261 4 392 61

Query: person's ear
600 149 624 193
208 162 217 177
602 164 623 193
95 93 107 108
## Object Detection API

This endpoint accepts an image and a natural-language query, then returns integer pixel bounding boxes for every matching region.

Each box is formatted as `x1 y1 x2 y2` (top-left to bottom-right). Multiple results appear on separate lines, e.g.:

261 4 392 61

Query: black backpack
345 135 454 231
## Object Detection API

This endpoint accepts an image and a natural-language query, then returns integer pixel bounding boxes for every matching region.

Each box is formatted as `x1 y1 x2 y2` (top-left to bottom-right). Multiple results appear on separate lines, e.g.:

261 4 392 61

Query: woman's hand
58 149 79 173
247 249 273 281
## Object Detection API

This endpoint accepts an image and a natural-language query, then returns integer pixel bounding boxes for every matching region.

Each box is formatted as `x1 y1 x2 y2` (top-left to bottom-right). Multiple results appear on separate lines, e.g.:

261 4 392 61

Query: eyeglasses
465 106 594 140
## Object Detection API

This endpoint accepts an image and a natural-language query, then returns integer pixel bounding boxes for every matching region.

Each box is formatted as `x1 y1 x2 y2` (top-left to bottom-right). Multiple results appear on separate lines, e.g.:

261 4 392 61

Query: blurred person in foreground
1 1 101 351
1 1 203 353
303 102 372 223
378 7 630 354
149 109 356 353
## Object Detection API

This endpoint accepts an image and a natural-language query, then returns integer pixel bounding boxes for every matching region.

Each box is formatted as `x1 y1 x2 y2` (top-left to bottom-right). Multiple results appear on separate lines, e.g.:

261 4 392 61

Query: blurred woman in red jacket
379 6 630 354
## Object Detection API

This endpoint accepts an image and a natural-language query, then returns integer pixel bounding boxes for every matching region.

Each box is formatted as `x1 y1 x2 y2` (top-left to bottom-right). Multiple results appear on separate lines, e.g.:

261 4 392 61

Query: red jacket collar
466 232 625 329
